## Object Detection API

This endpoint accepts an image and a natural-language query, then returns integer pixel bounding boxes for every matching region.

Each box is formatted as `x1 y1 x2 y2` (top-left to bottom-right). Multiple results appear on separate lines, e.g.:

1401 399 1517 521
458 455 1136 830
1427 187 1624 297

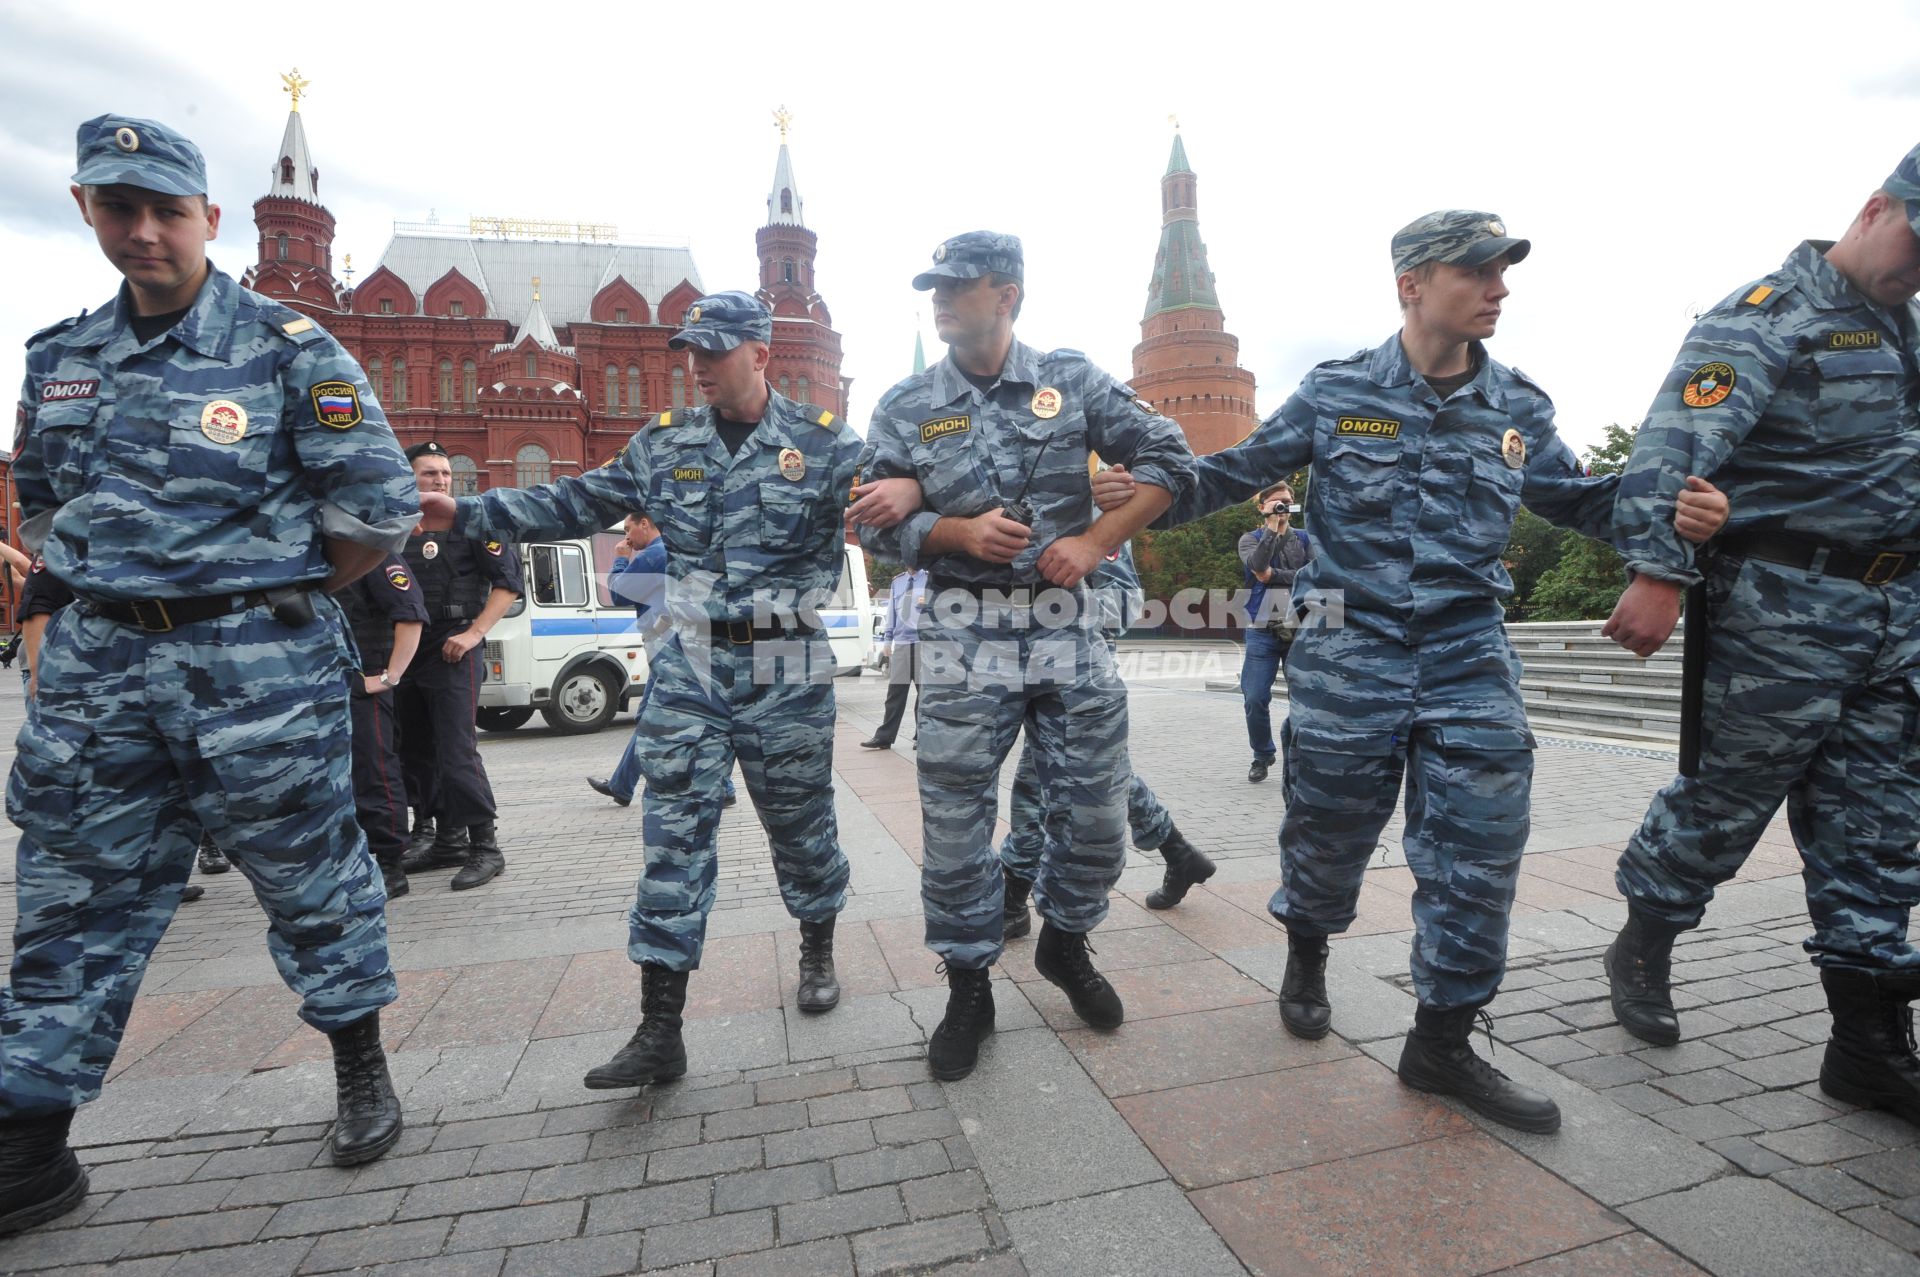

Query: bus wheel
477 707 534 733
541 667 620 734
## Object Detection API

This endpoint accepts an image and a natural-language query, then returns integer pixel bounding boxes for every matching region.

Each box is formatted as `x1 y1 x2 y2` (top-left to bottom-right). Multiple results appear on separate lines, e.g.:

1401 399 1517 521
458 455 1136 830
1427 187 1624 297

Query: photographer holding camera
1238 481 1311 783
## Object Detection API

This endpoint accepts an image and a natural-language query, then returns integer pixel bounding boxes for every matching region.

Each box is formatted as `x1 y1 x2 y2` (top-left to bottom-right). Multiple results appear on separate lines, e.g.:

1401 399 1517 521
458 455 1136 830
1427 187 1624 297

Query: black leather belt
927 575 1046 601
708 618 820 645
82 589 291 634
1723 532 1920 586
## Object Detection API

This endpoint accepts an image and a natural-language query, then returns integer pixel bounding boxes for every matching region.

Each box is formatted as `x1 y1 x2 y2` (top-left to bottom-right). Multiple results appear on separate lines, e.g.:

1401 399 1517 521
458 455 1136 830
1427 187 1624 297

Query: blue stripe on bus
529 614 863 637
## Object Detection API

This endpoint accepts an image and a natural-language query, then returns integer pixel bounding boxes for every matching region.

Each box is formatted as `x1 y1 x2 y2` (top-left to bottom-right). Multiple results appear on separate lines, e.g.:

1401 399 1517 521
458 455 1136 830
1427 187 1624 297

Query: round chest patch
1501 428 1527 469
1682 362 1736 409
200 399 247 444
778 447 806 482
422 540 440 560
1031 387 1062 419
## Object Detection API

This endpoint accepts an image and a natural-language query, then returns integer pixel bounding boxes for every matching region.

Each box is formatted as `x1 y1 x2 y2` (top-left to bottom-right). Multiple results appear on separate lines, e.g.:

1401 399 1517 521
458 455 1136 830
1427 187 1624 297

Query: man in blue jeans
588 513 735 807
1238 481 1310 783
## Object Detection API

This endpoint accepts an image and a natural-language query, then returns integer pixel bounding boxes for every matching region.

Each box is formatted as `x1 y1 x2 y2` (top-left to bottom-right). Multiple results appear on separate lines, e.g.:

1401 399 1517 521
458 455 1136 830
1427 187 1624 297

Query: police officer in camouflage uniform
395 440 522 890
855 232 1195 1082
415 292 859 1088
337 556 427 899
0 116 418 1232
1097 212 1727 1132
999 539 1216 933
1602 144 1920 1125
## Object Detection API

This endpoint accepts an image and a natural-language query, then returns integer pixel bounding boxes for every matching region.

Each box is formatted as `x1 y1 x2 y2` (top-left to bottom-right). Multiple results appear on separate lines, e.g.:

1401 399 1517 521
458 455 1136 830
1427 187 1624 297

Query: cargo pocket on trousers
1703 671 1841 771
195 690 346 828
636 724 705 796
6 714 94 835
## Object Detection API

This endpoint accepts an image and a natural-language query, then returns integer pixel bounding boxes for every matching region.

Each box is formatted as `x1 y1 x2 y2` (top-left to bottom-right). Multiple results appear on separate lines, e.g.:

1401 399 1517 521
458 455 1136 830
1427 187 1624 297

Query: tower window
781 189 793 215
796 376 810 405
524 353 538 378
275 234 288 260
606 364 619 412
439 358 453 405
782 258 795 283
391 357 407 405
463 359 477 406
615 308 628 323
366 357 383 403
515 443 551 488
628 366 642 415
450 300 465 317
379 298 394 314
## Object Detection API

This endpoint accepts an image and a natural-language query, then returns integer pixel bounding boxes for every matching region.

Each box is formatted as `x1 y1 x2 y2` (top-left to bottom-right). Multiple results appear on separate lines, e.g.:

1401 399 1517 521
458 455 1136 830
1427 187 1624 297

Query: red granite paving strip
871 915 943 990
1204 878 1409 940
1062 1000 1355 1099
402 955 571 1050
867 801 924 864
1364 865 1418 898
996 921 1211 985
114 984 306 1081
1512 854 1621 898
1513 872 1615 914
1025 957 1270 1031
1547 844 1628 871
681 932 781 1019
532 950 644 1040
107 988 238 1081
1192 1131 1630 1277
1498 1231 1707 1275
1148 887 1284 951
1117 1054 1471 1189
773 920 898 1004
264 967 461 1068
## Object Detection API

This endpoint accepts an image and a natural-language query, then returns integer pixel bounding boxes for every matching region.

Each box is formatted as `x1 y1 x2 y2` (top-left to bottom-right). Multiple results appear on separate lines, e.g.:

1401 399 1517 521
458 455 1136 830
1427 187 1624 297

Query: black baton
1677 580 1708 778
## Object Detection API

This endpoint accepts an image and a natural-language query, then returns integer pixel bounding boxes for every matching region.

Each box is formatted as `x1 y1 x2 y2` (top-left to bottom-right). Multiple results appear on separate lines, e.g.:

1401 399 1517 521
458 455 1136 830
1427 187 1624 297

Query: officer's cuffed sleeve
291 341 419 550
1516 400 1618 543
1159 393 1315 528
456 429 651 543
1613 306 1789 584
1087 374 1194 504
854 408 931 566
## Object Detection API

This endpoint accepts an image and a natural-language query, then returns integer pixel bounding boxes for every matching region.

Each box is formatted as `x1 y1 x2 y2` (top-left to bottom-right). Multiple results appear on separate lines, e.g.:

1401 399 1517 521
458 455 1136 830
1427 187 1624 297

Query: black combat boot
1278 928 1332 1040
1398 1004 1560 1133
327 1012 403 1166
1605 905 1683 1046
0 1109 87 1236
927 965 996 1081
379 857 410 901
1819 967 1920 1125
1002 866 1033 940
406 810 437 856
796 918 841 1013
401 821 465 873
449 823 505 890
1144 826 1217 910
584 965 690 1089
1034 922 1124 1030
196 832 231 875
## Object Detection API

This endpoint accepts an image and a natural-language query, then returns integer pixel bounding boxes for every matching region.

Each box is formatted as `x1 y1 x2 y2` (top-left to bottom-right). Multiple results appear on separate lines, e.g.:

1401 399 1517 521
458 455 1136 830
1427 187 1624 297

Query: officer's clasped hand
845 477 925 530
1090 464 1135 512
968 509 1032 564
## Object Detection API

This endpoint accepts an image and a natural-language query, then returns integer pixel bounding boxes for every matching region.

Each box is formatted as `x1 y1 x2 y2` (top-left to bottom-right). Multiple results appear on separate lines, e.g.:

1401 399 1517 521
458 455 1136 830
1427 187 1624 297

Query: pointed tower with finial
1129 124 1256 455
754 107 846 414
245 68 343 312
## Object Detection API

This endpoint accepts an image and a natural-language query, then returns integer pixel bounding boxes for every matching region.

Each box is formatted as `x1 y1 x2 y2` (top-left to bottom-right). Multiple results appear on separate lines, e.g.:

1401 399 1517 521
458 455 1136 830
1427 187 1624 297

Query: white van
477 529 874 734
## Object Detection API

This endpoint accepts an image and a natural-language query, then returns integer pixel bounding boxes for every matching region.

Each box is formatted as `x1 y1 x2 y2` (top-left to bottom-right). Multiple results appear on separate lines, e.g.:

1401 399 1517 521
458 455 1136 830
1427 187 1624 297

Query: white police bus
477 529 873 734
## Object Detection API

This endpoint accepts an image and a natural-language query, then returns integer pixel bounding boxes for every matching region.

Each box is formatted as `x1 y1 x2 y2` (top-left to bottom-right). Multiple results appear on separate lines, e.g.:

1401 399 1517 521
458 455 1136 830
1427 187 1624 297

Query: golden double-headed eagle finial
773 105 793 142
281 68 311 112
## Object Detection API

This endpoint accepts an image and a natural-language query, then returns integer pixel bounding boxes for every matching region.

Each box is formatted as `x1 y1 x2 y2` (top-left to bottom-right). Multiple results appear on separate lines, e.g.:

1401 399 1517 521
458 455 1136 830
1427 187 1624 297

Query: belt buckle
726 619 754 645
130 599 173 634
1865 552 1907 586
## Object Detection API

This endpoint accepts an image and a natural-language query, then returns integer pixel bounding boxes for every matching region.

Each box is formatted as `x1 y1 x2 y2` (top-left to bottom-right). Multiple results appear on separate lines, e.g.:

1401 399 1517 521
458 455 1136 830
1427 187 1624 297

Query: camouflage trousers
1276 621 1534 1010
2 601 395 1118
627 632 849 971
916 606 1130 968
1618 556 1920 970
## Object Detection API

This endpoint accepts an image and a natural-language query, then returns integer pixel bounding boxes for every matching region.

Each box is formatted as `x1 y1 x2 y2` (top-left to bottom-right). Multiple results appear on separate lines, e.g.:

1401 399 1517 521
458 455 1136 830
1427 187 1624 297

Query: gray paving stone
939 1028 1164 1211
647 1136 763 1183
1706 1026 1805 1060
470 1133 591 1174
0 1221 146 1271
1774 1166 1886 1212
1630 1039 1739 1075
651 1083 760 1120
718 1236 854 1277
89 1176 242 1223
1725 1090 1847 1133
1710 995 1801 1028
1005 1181 1245 1277
834 1139 952 1192
765 1119 877 1168
586 1115 704 1160
777 1185 909 1245
1756 1122 1886 1165
1847 1206 1920 1253
1831 1109 1920 1150
1847 1150 1920 1198
501 1231 642 1277
786 992 925 1062
583 1179 714 1235
1603 1082 1686 1116
86 1151 213 1192
168 1237 313 1276
429 1113 548 1152
518 1150 652 1202
1549 1000 1625 1031
903 1170 992 1220
363 1250 506 1277
539 1099 652 1138
395 1171 533 1221
713 1161 835 1213
682 1010 791 1078
446 1201 583 1253
261 1188 406 1239
851 1213 993 1275
755 1068 857 1104
1559 1053 1660 1089
120 1206 274 1257
69 1074 242 1145
296 1218 451 1273
1651 1103 1763 1141
1706 1136 1798 1178
640 1207 774 1268
1728 1045 1828 1089
222 1166 358 1208
1624 1177 1920 1277
873 1108 963 1146
808 1086 914 1126
346 1148 481 1193
1648 1067 1762 1105
1516 1035 1598 1067
703 1101 810 1142
856 1061 932 1090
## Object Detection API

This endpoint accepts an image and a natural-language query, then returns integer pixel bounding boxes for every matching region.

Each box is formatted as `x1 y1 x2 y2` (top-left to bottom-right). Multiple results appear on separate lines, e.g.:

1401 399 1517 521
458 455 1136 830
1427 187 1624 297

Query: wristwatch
377 670 395 687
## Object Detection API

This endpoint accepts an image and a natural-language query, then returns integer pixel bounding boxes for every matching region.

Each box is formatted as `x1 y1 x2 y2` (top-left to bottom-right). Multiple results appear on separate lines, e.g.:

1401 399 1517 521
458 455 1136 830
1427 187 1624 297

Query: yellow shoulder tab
1742 285 1774 307
654 411 673 427
812 408 839 432
282 318 314 336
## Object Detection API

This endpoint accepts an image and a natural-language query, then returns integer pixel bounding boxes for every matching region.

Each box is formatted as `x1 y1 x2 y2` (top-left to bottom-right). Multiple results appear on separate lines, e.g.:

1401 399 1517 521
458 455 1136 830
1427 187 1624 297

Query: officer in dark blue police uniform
338 556 428 899
395 440 523 890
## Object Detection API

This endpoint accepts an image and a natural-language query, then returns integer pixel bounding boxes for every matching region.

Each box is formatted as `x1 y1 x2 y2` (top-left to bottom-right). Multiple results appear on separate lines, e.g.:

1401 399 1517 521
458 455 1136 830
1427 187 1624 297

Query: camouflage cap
1884 142 1920 235
72 114 207 197
405 440 449 463
912 231 1023 290
668 291 773 352
1391 210 1530 276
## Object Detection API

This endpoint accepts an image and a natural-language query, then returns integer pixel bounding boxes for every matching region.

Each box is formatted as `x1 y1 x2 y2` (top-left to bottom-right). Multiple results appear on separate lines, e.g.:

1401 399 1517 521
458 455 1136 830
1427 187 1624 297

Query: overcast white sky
4 0 1918 457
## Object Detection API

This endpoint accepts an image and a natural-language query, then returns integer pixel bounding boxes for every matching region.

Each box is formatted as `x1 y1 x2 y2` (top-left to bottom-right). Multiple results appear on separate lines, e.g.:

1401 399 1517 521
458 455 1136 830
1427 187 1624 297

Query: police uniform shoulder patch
281 318 314 337
311 380 363 429
654 411 675 427
1335 417 1402 439
1132 396 1162 416
484 540 504 557
1823 330 1883 350
385 564 412 591
671 466 706 482
811 408 840 432
920 414 972 444
1734 277 1792 311
1681 362 1736 409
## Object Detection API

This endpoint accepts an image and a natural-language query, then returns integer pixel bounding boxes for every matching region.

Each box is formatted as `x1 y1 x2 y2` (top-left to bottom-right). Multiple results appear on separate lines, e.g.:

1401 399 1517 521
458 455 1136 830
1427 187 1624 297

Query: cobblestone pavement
1 643 1916 1275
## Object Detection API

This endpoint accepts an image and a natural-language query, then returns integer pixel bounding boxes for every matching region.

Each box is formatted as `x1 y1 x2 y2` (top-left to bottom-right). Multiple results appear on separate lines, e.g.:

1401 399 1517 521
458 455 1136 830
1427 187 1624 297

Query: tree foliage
1524 423 1636 621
